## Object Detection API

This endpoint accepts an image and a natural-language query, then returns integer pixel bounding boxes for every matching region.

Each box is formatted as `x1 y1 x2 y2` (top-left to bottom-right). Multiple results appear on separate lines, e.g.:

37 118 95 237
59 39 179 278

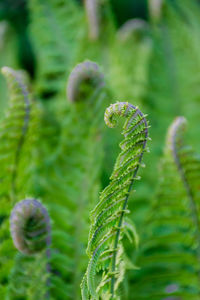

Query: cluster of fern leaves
0 0 200 299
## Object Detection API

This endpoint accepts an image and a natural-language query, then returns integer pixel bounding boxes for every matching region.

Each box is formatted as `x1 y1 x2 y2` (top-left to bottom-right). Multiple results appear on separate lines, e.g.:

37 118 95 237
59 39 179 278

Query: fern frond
32 60 106 299
29 0 84 100
8 252 50 300
82 102 149 299
0 67 31 200
132 116 200 299
8 199 51 300
0 66 38 296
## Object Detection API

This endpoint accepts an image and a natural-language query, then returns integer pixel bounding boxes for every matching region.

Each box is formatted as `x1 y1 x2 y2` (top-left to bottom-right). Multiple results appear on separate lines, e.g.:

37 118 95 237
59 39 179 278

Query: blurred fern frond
131 116 200 299
0 66 38 297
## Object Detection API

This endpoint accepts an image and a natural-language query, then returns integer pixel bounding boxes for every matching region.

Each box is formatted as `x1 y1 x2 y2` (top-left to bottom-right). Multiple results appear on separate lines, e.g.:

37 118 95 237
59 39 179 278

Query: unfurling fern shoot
82 102 149 299
67 60 104 102
10 199 51 255
9 199 51 299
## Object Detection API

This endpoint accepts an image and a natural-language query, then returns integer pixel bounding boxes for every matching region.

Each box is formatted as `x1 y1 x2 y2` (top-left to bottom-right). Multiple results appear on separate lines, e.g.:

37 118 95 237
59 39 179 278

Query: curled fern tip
67 60 104 102
10 199 51 255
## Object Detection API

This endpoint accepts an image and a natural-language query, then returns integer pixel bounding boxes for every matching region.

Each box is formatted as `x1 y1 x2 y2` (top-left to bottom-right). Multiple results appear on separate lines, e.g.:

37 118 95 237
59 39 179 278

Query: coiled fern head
67 60 105 102
10 199 51 255
118 19 149 42
166 116 187 155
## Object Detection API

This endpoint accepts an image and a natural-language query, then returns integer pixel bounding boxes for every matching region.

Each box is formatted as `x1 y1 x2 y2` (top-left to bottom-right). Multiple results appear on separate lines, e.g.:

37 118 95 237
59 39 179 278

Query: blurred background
0 0 148 77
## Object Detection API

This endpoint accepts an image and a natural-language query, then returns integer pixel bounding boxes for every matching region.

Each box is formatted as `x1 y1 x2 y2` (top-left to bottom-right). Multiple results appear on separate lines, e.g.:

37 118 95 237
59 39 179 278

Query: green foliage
28 0 84 100
8 199 51 300
8 252 49 300
30 60 107 300
0 66 38 297
0 0 200 299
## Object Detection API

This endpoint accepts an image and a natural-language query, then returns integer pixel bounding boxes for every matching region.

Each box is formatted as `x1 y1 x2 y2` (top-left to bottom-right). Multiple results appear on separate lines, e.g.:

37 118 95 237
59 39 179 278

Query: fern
10 198 51 255
162 0 200 150
8 252 50 300
132 116 200 299
31 60 107 300
0 66 37 297
8 198 51 300
0 1 199 299
82 102 149 299
28 0 84 100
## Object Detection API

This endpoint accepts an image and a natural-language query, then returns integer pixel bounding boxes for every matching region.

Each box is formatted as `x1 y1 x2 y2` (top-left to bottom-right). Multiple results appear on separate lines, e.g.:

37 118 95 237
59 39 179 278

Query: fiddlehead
9 199 51 299
166 116 187 157
67 60 104 102
118 19 149 42
82 102 149 299
10 198 51 255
